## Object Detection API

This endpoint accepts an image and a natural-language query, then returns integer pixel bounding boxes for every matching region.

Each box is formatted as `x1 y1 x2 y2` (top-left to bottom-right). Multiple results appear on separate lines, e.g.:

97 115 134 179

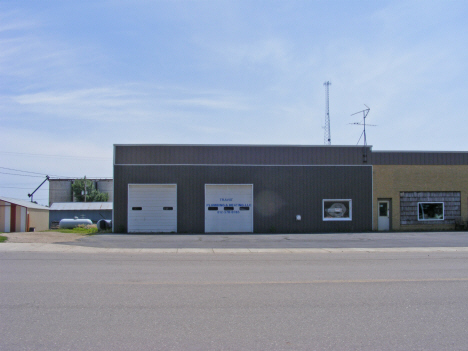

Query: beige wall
0 202 27 232
14 205 22 231
0 201 49 232
373 165 468 230
0 200 8 232
28 209 50 231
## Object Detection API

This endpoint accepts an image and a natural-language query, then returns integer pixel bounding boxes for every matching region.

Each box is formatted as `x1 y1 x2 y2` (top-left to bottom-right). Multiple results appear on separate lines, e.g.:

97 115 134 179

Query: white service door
4 204 11 233
20 207 27 232
205 184 253 233
378 200 390 231
128 184 177 233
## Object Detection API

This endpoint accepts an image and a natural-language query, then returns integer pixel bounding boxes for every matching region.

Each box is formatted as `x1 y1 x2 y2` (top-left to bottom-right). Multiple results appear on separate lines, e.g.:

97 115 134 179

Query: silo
96 180 113 202
49 179 73 206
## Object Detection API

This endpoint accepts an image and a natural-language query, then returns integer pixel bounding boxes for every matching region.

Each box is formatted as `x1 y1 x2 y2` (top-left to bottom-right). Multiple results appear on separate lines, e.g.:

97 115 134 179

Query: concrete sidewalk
60 231 468 249
2 242 468 254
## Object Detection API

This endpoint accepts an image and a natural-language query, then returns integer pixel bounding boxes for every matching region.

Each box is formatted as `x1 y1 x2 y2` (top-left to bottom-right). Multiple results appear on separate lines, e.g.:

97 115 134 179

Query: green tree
71 177 109 202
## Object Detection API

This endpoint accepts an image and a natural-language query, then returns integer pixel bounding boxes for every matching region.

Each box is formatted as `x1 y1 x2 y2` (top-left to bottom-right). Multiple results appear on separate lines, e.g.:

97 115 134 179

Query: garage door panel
205 184 253 233
130 209 176 215
128 184 177 233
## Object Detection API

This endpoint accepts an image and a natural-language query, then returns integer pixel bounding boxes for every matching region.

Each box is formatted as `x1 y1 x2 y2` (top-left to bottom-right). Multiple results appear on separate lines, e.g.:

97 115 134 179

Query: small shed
49 202 113 227
0 196 50 232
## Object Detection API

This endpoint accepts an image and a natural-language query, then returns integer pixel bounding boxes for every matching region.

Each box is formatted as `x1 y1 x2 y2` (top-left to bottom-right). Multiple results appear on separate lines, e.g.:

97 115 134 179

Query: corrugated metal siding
49 202 113 211
115 145 468 166
371 152 468 165
114 165 372 233
114 145 371 165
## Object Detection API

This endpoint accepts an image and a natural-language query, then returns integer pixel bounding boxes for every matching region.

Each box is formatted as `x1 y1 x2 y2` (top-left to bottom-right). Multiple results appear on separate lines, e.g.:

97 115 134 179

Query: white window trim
417 202 444 221
323 199 352 221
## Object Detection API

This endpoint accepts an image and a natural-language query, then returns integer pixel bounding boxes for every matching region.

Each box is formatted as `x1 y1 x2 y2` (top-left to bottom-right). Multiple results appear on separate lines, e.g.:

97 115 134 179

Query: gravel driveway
2 231 85 243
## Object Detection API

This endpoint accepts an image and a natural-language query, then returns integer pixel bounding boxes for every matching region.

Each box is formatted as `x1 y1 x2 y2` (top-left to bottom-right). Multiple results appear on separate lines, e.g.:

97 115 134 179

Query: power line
0 186 48 190
0 167 70 178
0 151 110 160
0 167 49 176
3 185 44 187
0 171 45 178
0 168 112 179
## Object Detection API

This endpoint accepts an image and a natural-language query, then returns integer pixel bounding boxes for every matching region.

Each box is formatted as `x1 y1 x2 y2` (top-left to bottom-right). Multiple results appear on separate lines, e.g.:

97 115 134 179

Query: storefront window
418 202 444 221
323 199 352 221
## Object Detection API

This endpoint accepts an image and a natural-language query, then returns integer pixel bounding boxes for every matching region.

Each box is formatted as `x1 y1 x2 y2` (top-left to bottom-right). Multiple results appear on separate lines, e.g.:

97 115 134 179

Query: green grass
51 225 98 235
0 235 8 243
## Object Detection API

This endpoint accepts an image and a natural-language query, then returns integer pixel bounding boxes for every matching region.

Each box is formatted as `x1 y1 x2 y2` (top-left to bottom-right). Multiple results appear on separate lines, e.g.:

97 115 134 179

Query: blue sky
1 0 467 205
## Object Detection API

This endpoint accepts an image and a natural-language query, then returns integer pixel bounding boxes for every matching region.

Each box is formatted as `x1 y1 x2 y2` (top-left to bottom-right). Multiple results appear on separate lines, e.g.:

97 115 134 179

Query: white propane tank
59 218 93 229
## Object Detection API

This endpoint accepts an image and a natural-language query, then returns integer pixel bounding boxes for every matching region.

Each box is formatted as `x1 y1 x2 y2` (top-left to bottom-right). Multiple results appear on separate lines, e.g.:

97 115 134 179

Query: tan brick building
371 152 468 231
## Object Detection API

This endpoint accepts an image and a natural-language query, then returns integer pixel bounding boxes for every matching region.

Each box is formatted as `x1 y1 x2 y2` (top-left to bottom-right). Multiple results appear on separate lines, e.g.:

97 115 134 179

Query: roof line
373 150 468 154
113 144 373 148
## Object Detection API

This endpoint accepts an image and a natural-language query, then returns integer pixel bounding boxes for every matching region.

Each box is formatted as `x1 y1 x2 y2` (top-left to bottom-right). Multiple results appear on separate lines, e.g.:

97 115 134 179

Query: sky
1 0 468 205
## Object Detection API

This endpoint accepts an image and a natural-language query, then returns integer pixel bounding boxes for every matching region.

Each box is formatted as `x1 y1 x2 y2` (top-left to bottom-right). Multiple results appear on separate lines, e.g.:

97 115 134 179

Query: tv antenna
350 104 377 146
323 81 331 145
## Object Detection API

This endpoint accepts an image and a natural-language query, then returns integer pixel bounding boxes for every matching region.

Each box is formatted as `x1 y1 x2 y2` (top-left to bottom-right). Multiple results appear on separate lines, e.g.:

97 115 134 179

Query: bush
57 224 98 235
72 177 109 202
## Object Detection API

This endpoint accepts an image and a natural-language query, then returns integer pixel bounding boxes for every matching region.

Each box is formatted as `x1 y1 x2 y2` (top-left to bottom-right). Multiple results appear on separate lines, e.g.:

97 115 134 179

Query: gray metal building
49 178 113 206
49 202 113 227
113 145 374 234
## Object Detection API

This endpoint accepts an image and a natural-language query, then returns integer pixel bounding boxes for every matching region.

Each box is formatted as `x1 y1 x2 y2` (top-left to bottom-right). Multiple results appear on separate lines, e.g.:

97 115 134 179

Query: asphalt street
1 251 468 350
61 231 468 249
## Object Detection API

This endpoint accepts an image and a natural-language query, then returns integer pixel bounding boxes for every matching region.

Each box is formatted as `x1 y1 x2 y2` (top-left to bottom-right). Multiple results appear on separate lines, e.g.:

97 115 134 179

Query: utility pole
84 175 87 202
324 81 331 145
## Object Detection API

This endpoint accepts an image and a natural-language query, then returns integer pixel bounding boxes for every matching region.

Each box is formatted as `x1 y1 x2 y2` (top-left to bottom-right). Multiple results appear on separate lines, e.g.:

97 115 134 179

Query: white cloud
221 39 291 68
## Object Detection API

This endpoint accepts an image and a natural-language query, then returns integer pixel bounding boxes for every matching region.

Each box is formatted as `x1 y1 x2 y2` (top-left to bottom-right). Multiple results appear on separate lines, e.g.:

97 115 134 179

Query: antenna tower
350 104 376 146
323 81 331 145
350 104 377 163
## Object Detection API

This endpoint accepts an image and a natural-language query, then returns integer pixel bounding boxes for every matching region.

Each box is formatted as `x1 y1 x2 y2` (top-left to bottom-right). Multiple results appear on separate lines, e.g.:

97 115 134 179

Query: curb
2 243 468 254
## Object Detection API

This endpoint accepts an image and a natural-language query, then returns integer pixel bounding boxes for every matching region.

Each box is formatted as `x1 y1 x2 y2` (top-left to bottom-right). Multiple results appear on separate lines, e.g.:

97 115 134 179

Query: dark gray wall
115 145 468 166
371 151 468 165
114 165 372 234
114 145 372 165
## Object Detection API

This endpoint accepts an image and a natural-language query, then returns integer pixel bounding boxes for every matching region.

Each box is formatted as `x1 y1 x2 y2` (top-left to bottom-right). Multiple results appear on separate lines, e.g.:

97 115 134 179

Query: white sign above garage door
205 184 253 233
128 184 177 233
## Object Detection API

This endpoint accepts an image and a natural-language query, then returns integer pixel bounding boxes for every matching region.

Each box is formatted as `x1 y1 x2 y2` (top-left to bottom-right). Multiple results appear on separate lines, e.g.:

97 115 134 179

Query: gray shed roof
49 202 113 211
0 196 50 210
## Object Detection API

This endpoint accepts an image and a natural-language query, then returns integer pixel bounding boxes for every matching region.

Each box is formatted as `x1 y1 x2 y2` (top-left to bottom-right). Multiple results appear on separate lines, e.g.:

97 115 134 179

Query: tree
71 177 109 202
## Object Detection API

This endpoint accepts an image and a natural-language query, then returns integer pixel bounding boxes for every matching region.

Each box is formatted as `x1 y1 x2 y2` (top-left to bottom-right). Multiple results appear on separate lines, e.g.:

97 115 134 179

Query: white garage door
20 207 27 232
205 184 253 233
128 184 177 233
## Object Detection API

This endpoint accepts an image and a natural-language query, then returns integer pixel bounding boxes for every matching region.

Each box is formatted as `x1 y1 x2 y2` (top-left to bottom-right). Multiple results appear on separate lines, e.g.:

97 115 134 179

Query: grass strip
49 225 98 235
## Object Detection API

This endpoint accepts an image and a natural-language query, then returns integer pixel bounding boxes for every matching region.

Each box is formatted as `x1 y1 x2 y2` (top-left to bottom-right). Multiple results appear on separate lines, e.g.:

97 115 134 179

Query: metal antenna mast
350 105 377 163
323 81 331 145
350 104 376 146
